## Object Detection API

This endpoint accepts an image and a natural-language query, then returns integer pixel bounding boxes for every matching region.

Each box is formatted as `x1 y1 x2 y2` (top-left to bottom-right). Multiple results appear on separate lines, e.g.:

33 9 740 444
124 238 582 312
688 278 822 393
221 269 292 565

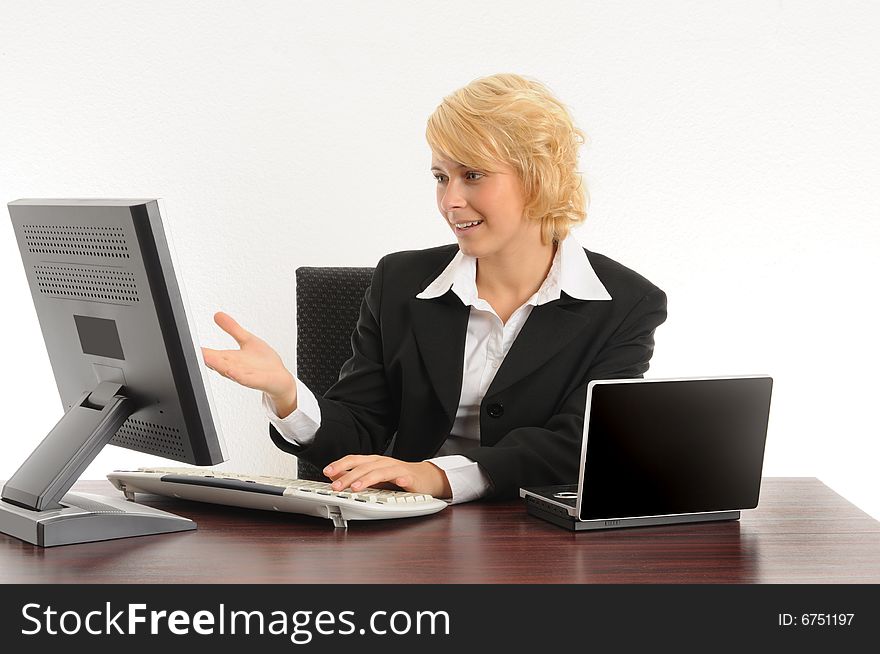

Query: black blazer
270 244 668 499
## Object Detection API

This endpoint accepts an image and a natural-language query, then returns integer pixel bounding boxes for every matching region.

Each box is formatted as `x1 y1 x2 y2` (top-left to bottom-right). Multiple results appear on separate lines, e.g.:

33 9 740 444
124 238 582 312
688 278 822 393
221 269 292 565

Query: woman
202 73 667 503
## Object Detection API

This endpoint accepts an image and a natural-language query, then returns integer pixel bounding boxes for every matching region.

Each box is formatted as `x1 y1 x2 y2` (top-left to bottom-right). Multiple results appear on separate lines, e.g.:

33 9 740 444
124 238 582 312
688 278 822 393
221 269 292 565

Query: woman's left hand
323 455 452 499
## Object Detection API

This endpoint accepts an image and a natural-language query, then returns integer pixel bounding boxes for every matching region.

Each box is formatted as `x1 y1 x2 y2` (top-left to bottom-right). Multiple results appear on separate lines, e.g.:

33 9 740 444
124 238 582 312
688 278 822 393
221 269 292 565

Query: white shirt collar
416 232 612 305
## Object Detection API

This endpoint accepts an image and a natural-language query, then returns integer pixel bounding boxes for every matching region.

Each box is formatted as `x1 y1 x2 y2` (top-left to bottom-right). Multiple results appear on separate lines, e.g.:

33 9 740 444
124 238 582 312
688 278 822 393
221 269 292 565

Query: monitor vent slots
22 224 131 259
61 496 124 514
112 418 187 458
33 264 140 304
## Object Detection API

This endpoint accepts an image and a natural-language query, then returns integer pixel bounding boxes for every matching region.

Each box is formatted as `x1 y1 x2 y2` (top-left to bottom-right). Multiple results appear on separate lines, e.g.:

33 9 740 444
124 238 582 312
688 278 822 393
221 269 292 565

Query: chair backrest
294 266 374 480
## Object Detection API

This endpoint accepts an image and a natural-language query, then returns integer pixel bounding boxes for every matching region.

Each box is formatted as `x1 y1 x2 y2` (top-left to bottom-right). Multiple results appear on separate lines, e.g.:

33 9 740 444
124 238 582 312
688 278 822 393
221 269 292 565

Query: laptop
520 375 773 531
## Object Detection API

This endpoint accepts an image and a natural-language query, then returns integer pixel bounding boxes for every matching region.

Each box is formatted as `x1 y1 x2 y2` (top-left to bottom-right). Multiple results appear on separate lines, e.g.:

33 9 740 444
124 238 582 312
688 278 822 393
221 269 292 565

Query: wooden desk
1 477 878 583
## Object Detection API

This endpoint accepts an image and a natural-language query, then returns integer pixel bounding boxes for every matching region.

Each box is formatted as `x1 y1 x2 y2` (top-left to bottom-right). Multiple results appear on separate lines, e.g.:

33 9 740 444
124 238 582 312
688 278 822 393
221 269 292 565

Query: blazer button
486 403 504 418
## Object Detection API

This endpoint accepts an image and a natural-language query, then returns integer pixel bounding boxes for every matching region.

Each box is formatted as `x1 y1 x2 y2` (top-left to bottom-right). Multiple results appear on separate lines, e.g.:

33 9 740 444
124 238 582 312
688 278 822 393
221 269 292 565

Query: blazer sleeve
268 256 397 466
464 287 668 499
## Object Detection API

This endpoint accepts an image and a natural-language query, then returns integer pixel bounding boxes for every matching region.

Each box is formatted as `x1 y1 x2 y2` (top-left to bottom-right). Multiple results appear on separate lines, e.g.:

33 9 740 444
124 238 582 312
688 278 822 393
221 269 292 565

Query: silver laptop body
520 375 773 531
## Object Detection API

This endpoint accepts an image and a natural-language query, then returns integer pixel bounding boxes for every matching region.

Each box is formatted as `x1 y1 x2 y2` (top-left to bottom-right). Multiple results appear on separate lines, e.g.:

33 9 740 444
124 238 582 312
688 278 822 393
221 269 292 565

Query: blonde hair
426 73 588 244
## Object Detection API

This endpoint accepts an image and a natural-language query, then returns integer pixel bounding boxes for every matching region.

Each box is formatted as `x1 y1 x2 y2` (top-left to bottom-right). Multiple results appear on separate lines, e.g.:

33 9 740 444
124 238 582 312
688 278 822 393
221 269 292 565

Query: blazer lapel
486 299 592 397
409 294 470 421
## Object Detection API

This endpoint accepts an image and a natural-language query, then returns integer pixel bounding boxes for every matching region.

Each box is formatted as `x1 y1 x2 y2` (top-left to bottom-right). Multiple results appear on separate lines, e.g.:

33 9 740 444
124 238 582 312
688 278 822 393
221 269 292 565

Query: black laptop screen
579 377 772 521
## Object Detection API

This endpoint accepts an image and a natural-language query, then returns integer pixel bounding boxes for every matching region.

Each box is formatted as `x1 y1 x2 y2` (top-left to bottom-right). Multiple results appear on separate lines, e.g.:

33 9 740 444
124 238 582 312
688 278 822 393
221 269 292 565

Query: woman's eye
432 172 481 183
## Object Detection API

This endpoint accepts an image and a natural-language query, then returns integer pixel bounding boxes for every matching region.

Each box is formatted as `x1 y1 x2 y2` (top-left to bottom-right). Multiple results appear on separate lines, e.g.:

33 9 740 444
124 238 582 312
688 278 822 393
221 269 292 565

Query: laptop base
524 496 740 532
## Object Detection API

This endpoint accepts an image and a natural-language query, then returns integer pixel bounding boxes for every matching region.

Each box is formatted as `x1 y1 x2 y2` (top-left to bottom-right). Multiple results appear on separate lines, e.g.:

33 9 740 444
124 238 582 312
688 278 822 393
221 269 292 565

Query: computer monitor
0 199 227 546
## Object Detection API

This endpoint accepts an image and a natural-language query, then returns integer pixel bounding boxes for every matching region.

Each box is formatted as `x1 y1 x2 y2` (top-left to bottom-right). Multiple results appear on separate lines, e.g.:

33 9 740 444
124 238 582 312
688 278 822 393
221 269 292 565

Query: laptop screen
579 377 772 521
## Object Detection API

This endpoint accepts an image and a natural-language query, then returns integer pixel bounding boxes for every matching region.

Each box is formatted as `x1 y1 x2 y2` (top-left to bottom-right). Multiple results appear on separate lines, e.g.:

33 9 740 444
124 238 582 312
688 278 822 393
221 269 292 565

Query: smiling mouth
453 220 484 231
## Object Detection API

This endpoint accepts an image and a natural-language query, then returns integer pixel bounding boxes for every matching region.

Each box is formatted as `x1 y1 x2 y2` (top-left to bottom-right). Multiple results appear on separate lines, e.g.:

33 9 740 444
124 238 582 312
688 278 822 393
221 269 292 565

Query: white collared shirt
265 232 611 503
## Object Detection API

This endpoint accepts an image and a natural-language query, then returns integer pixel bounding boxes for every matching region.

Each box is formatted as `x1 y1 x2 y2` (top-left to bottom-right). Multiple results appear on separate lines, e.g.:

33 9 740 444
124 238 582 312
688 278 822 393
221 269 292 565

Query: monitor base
0 486 195 547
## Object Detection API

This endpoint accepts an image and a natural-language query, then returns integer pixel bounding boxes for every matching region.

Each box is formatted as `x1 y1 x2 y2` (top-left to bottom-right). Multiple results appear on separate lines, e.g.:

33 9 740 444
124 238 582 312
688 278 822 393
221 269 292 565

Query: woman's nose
440 179 466 212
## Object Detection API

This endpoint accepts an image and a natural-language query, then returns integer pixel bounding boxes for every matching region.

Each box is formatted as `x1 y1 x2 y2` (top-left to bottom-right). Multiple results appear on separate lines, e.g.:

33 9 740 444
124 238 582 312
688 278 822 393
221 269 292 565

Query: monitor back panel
8 199 222 464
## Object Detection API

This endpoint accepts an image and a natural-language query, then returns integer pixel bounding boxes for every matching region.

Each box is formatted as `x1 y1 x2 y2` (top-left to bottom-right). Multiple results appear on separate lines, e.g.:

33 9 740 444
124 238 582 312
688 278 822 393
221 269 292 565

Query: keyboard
107 467 448 528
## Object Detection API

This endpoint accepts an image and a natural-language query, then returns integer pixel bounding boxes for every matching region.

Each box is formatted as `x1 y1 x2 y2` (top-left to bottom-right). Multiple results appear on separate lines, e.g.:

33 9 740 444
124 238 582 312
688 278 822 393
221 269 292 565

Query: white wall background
1 1 878 519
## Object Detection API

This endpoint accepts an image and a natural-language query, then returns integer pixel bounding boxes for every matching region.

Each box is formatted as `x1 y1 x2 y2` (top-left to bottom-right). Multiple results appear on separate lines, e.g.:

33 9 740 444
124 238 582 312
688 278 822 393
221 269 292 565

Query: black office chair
294 266 375 481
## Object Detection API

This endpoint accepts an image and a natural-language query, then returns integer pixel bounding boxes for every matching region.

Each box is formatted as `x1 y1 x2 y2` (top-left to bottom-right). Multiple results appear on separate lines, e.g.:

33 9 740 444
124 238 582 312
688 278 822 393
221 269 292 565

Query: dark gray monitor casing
1 199 226 545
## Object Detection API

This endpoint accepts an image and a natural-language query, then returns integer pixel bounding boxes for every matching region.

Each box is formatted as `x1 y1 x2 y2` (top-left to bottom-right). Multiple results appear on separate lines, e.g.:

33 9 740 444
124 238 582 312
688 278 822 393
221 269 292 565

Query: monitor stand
0 381 195 547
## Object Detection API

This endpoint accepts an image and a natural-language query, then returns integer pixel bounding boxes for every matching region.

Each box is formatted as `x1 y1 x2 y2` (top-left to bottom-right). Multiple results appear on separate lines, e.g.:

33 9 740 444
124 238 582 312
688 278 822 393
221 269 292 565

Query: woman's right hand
201 311 298 417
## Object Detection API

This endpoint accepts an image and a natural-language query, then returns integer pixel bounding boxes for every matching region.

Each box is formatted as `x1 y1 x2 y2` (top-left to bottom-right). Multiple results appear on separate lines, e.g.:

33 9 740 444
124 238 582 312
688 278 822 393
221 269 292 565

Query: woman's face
431 153 540 259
